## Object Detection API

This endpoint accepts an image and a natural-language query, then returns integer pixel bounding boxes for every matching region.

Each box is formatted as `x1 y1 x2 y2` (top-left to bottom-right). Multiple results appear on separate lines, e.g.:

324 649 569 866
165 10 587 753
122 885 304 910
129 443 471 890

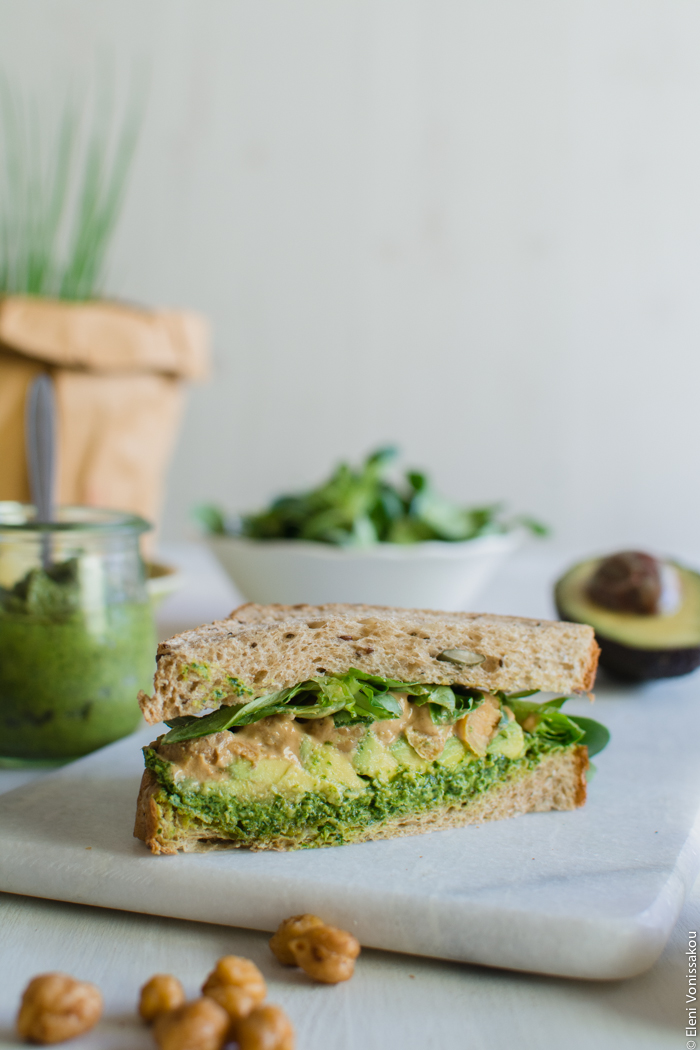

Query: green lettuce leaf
161 672 610 756
504 693 610 755
161 688 299 743
534 709 585 748
200 447 547 546
567 716 611 758
162 669 417 744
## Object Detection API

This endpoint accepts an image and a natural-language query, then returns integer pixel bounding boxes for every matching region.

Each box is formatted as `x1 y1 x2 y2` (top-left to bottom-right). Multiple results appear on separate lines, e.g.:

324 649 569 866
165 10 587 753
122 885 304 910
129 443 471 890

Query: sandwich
134 603 605 854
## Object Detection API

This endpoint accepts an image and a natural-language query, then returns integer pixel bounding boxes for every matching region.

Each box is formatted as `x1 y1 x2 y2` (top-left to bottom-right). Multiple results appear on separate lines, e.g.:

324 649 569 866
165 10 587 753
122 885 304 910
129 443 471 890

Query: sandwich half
134 603 604 854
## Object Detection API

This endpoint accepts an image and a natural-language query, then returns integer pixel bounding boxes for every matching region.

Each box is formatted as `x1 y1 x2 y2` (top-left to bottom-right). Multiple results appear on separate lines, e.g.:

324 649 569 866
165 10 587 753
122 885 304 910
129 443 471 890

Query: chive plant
0 76 143 301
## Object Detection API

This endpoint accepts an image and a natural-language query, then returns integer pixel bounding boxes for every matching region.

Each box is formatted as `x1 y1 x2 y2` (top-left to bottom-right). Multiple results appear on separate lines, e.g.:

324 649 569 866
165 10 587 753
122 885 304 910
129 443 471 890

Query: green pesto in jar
0 559 155 760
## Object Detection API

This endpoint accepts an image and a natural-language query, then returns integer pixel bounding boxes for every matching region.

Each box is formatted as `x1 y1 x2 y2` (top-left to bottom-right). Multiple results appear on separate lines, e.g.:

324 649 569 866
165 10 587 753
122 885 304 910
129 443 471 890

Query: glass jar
0 503 156 762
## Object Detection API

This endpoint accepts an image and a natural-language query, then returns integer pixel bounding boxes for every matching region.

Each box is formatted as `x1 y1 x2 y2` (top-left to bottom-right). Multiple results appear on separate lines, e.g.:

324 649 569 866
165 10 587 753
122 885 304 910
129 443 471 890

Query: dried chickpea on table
201 956 267 1020
16 974 102 1044
269 914 361 984
153 998 230 1050
15 915 360 1049
146 956 291 1050
140 975 186 1023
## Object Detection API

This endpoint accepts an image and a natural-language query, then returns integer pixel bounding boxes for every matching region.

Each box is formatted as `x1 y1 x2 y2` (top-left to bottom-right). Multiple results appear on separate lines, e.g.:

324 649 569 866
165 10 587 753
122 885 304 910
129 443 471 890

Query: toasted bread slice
139 603 599 725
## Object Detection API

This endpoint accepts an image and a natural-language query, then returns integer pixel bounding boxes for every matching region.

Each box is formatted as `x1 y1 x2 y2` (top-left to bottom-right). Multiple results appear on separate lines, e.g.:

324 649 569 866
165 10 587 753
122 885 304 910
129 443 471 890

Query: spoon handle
25 372 57 567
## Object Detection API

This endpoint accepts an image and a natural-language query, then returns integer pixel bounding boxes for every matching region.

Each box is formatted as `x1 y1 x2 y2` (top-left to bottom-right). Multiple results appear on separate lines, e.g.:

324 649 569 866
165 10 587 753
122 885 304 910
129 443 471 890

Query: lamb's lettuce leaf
162 672 610 757
503 693 610 756
195 447 547 547
567 716 610 758
162 669 416 744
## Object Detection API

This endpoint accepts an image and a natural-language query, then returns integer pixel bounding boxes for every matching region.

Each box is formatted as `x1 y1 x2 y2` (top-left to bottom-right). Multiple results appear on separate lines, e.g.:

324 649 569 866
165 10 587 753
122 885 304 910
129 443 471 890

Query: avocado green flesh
144 729 568 849
0 604 155 760
555 559 700 650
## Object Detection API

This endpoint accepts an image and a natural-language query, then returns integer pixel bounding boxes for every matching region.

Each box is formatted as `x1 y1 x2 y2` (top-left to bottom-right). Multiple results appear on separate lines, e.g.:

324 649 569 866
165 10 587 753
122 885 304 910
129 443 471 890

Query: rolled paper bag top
0 295 209 379
0 295 210 542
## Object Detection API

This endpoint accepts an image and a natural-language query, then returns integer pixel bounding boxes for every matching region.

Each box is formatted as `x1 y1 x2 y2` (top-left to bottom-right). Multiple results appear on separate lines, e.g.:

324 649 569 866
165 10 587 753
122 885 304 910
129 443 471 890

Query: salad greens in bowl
196 448 546 610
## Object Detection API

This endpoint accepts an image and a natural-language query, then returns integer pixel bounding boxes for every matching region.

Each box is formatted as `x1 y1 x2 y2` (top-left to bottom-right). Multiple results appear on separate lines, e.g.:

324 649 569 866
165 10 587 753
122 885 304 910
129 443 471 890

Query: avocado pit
587 551 661 614
587 551 681 617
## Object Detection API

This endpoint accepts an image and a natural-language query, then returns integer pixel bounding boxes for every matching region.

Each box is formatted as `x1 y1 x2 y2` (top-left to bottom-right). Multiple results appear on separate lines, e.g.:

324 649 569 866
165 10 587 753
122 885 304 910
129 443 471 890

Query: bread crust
134 746 589 855
140 603 600 725
133 770 179 856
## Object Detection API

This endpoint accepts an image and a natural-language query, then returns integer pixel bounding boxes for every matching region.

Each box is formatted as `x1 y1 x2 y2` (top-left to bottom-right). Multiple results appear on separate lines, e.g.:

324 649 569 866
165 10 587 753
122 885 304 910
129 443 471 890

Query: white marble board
1 675 698 981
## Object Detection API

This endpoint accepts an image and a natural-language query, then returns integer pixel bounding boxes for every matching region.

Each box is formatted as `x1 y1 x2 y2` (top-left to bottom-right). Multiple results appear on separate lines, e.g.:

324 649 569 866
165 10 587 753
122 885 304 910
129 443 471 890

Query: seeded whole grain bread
139 603 599 725
133 745 588 854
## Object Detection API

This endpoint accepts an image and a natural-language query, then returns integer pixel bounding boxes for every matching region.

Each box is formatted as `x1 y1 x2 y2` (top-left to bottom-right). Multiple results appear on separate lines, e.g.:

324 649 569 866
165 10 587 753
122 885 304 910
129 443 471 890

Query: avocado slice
555 556 700 681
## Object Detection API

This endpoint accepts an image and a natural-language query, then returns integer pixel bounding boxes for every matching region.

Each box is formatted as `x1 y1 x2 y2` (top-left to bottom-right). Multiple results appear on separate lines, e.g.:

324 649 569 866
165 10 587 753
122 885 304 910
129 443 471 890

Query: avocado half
555 557 700 681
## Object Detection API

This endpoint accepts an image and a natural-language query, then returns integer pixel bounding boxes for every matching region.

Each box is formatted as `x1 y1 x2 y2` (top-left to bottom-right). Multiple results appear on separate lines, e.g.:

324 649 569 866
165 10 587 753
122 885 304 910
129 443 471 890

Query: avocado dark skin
555 553 700 682
582 636 700 682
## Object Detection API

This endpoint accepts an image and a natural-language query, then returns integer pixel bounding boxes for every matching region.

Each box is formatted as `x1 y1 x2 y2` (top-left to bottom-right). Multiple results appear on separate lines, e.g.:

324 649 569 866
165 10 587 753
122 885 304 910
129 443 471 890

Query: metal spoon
25 372 57 568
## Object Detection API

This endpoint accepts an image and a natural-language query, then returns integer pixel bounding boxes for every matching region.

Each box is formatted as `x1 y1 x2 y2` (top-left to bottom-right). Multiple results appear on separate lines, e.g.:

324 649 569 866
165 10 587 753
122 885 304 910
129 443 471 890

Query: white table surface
0 541 694 1050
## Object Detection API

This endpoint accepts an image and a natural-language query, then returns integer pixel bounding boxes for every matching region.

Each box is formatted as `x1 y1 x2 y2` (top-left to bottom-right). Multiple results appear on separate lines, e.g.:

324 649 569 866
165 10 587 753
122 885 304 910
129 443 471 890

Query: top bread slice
140 602 599 725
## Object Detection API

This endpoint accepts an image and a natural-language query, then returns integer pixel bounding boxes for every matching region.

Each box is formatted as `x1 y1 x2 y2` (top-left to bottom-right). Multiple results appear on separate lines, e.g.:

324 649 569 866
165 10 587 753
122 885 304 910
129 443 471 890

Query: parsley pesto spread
0 558 155 759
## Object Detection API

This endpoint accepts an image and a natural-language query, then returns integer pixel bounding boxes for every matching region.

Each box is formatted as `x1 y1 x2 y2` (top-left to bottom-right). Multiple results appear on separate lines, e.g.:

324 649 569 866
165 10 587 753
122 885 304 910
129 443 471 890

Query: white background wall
2 0 700 556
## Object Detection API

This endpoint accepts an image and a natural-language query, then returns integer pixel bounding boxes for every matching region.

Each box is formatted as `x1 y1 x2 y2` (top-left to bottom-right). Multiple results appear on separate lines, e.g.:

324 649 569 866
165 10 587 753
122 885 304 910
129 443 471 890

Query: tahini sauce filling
159 692 505 783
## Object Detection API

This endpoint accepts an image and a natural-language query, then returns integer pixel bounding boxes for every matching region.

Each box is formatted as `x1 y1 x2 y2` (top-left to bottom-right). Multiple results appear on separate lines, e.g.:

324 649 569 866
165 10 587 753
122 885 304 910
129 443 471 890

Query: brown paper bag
0 296 209 541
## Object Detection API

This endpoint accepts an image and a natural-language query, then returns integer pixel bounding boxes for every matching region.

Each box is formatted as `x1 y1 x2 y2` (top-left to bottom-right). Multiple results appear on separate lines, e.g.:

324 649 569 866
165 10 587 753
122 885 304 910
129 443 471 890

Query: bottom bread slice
134 746 588 855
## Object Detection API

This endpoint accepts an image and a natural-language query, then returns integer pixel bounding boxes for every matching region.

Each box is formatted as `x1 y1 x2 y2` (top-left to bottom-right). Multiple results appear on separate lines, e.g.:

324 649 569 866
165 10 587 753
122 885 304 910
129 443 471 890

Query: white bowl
207 531 522 611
